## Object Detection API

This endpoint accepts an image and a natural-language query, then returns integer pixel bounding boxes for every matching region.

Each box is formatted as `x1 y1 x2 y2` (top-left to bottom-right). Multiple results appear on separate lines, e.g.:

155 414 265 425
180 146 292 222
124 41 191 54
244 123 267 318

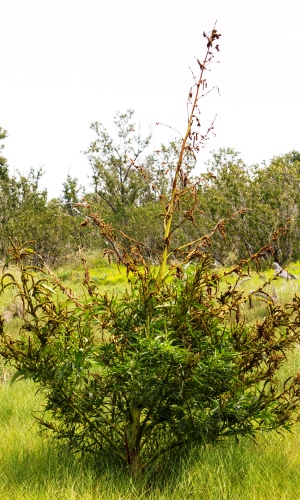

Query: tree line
1 114 299 266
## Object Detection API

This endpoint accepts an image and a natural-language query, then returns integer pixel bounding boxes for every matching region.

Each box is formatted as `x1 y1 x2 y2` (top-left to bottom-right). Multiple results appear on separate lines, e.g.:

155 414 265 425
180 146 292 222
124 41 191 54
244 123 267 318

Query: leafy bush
2 247 300 477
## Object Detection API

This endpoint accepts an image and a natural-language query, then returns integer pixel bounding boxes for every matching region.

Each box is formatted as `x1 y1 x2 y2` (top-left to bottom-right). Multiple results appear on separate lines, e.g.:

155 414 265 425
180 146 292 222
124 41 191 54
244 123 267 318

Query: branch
64 395 127 463
95 189 117 213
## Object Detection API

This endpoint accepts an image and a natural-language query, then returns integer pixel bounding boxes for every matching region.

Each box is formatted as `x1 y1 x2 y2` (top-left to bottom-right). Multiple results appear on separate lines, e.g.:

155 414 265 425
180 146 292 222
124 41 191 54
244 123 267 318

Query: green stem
156 28 215 288
126 402 142 473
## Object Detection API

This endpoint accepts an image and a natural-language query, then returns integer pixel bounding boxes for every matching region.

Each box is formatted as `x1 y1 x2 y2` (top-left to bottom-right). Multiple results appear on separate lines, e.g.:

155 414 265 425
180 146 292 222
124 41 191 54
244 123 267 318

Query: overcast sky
1 0 299 198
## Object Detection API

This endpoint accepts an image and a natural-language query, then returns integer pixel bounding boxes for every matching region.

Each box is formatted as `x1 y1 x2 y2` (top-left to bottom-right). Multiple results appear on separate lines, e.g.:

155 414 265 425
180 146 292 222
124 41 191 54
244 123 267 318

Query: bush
2 25 300 478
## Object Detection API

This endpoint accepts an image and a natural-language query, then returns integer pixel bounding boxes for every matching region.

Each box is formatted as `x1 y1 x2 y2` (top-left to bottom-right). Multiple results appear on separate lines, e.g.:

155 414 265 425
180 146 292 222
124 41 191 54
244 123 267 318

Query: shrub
2 25 300 478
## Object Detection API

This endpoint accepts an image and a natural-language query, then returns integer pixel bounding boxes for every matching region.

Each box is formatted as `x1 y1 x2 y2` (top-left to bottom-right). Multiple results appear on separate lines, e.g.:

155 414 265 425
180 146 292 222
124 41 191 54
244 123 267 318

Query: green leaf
75 349 83 369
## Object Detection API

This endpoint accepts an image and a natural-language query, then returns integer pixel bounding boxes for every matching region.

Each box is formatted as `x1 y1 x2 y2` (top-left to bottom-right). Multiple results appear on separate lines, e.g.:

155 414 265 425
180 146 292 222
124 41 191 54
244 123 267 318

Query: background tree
0 126 9 181
196 148 252 264
197 148 300 265
84 109 152 214
61 174 83 207
0 168 68 262
250 151 300 263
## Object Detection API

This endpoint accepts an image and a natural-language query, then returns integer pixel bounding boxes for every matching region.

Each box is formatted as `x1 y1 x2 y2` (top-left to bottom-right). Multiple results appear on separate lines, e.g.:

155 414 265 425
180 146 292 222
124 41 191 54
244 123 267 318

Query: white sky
1 0 300 198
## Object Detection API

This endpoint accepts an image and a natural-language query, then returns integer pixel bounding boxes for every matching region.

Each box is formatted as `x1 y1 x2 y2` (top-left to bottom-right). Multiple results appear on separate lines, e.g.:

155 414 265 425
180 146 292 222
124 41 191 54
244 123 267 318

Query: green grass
218 261 300 324
1 257 300 498
55 253 132 298
1 378 300 499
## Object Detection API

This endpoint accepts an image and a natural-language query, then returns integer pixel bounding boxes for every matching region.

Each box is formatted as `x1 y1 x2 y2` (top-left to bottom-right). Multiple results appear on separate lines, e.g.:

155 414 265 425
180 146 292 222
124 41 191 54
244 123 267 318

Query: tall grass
1 378 300 499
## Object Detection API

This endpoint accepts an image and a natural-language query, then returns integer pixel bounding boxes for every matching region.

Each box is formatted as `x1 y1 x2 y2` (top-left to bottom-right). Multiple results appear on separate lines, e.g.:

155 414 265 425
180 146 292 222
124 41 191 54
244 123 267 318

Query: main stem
156 32 214 287
126 402 142 476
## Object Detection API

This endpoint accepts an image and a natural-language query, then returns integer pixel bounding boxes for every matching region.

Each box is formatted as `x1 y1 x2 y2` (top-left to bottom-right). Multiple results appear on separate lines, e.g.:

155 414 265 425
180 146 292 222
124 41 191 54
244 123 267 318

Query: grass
1 377 300 499
1 256 300 498
218 261 300 324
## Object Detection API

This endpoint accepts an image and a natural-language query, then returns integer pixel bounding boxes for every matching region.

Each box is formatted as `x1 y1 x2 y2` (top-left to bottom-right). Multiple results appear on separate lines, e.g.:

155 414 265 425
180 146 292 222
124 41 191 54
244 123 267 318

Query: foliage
0 126 9 180
197 148 300 265
3 242 300 477
2 25 300 480
84 109 153 214
0 168 80 264
250 151 300 263
0 162 103 265
61 174 83 208
0 168 46 254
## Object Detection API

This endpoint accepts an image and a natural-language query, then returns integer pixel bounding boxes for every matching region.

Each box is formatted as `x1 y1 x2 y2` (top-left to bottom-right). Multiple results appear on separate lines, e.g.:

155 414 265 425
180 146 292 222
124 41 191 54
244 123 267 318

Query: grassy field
1 377 300 499
1 256 300 499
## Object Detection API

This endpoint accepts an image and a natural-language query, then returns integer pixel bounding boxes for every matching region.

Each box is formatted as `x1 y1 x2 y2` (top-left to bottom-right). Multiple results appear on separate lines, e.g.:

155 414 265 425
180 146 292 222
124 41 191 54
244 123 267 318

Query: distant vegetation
1 119 300 268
